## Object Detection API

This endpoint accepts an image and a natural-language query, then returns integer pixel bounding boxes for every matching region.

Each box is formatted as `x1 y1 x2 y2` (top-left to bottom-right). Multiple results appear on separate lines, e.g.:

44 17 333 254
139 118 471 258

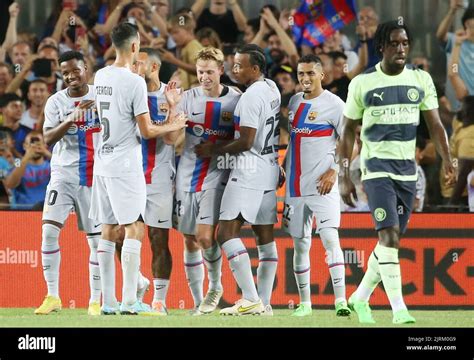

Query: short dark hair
462 7 474 29
0 62 14 76
298 54 323 67
140 48 161 64
111 22 139 50
236 44 266 73
28 79 49 90
0 93 22 107
247 18 260 34
328 51 347 62
58 51 85 65
374 20 412 58
38 44 59 54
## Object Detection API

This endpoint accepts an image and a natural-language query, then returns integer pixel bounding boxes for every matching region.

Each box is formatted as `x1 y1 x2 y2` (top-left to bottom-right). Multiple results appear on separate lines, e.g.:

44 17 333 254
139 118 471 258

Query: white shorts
143 185 173 229
282 190 341 238
219 184 277 225
175 188 223 235
89 175 146 225
42 178 101 233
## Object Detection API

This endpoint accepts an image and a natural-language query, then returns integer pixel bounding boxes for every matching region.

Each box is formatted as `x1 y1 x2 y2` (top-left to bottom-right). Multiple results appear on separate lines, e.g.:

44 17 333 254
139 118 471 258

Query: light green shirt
344 62 438 182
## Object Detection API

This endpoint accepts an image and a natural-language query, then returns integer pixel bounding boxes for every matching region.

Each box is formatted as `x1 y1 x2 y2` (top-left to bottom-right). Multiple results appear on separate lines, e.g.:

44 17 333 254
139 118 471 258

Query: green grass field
1 308 472 327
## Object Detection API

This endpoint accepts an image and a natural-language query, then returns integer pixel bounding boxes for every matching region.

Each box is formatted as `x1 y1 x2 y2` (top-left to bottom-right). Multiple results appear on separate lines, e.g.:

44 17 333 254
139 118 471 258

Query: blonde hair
195 47 225 67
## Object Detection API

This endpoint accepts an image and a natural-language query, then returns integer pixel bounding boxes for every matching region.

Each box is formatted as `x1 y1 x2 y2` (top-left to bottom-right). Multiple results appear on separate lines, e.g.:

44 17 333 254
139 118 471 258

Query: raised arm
347 25 369 80
228 0 247 32
1 3 20 52
261 8 299 68
436 0 464 43
448 30 469 101
142 0 168 37
191 0 208 19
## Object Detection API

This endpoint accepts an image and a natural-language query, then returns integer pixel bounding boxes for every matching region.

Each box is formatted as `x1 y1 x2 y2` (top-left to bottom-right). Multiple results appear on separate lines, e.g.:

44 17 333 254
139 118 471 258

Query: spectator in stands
0 129 14 207
196 27 223 50
0 93 29 157
448 26 474 102
6 44 62 100
161 14 203 90
192 0 247 44
0 62 14 98
8 41 32 70
449 96 474 209
0 3 20 64
353 6 379 69
252 7 298 70
20 79 50 130
324 27 368 102
322 30 358 71
243 18 259 44
437 2 474 110
4 131 51 210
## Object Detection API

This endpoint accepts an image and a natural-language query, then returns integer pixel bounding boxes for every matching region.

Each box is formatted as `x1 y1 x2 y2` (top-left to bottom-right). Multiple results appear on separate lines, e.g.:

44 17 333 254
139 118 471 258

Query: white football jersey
142 83 175 189
286 90 344 197
43 85 101 186
229 79 281 191
176 85 240 192
93 66 149 177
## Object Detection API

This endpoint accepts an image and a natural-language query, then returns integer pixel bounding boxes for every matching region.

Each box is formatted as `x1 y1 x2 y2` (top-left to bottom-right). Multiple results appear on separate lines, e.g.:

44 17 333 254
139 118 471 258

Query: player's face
232 53 254 86
383 29 409 70
297 62 323 94
135 52 148 78
196 59 223 91
61 59 87 90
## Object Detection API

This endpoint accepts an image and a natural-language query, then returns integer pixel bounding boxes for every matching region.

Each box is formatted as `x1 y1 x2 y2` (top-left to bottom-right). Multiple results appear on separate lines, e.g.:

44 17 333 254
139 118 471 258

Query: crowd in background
0 0 473 211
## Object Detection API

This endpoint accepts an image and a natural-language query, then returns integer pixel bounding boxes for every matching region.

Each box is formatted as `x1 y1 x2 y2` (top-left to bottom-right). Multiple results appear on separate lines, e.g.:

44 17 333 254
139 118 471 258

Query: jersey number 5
99 102 110 142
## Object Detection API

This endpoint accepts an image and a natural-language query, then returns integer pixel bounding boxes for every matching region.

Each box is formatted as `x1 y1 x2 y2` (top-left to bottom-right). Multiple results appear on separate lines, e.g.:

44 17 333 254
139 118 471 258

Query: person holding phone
4 131 51 210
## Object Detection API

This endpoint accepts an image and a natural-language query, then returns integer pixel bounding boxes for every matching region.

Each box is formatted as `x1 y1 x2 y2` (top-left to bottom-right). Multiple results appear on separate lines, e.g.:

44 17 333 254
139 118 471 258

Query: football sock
97 239 117 308
153 278 170 304
353 245 382 302
320 228 346 303
184 249 204 307
377 244 407 313
86 234 101 303
41 224 61 297
121 239 142 306
202 242 223 292
257 242 278 306
293 235 311 305
222 238 259 303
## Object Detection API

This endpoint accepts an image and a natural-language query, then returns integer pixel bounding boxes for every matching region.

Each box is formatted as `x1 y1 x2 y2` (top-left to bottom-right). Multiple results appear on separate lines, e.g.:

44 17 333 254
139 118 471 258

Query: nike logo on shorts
192 112 203 116
200 216 210 220
157 220 168 223
320 219 330 223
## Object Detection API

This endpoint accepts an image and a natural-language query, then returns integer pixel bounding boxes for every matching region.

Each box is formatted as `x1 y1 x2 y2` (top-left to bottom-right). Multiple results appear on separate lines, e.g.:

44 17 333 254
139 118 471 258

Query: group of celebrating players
33 18 455 324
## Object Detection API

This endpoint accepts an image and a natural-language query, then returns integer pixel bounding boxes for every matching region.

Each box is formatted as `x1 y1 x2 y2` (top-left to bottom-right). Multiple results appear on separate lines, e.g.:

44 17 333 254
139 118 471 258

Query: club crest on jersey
159 103 169 113
67 124 78 135
407 88 419 102
308 111 317 121
222 111 233 122
193 124 205 137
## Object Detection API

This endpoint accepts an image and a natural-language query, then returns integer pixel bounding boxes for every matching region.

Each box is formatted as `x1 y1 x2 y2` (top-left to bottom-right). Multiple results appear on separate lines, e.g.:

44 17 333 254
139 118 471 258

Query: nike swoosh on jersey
200 216 210 220
320 219 330 223
192 112 203 116
157 220 168 223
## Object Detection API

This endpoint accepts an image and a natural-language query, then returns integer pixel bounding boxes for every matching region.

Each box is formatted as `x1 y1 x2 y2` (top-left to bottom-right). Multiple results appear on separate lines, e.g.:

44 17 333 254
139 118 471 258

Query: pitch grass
0 308 472 327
